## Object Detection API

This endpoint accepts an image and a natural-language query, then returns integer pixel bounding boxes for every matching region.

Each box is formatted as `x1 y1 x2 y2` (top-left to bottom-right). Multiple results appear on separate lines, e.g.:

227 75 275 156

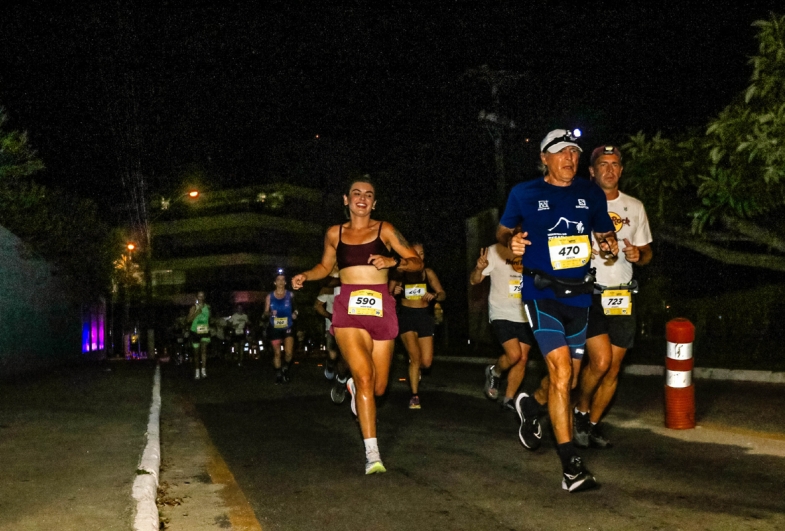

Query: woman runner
389 242 446 409
292 176 422 474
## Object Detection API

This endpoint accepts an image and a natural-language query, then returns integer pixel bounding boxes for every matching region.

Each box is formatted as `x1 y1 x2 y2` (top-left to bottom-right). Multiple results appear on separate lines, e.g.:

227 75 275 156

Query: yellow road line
206 443 264 531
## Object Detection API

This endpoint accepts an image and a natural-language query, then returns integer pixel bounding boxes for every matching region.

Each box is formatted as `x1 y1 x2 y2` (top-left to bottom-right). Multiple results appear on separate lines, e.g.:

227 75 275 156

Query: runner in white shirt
573 145 653 449
228 305 250 366
470 241 535 411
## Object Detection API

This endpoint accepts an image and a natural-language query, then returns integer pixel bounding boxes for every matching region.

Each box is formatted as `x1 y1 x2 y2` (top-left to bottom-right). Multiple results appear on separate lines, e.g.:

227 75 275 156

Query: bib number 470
559 245 581 257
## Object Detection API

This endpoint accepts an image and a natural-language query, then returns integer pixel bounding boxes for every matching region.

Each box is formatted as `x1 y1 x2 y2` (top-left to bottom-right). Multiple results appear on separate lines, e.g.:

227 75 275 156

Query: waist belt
524 268 596 298
594 280 640 295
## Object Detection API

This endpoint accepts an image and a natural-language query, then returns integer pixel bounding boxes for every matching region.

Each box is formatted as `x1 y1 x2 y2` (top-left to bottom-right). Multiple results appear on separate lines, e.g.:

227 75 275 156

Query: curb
133 364 162 531
431 356 785 384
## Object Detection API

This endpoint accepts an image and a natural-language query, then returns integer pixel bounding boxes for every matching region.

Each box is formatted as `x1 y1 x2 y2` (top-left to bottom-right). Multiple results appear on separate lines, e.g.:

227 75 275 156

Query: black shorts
586 294 636 349
491 319 535 346
523 299 589 360
267 325 293 342
397 306 435 337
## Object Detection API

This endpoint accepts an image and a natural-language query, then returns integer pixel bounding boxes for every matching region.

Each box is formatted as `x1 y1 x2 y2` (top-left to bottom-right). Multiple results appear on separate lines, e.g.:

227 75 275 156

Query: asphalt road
162 355 785 531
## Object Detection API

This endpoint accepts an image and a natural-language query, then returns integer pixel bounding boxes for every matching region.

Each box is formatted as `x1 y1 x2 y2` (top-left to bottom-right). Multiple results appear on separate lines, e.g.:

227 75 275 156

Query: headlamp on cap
541 129 583 153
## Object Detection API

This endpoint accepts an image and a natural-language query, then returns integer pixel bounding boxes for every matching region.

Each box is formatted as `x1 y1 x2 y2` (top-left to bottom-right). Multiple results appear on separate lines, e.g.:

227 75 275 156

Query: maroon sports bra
336 222 392 270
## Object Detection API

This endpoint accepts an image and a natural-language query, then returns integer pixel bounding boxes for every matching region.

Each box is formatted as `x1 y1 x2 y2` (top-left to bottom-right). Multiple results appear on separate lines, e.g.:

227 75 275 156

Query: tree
622 14 785 271
0 107 114 295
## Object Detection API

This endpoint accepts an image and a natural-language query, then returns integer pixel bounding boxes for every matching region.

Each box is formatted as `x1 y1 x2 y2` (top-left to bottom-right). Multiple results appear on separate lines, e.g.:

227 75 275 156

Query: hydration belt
523 268 597 298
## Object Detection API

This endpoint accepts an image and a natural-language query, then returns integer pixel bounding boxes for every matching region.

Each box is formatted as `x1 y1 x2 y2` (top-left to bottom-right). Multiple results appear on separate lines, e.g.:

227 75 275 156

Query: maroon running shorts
331 283 398 341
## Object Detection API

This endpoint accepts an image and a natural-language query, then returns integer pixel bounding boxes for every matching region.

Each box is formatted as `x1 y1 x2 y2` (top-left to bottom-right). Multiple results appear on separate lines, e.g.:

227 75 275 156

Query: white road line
133 364 161 531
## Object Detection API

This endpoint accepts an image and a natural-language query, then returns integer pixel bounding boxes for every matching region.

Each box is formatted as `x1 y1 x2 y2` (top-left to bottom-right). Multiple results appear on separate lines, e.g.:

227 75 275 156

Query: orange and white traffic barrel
664 318 695 429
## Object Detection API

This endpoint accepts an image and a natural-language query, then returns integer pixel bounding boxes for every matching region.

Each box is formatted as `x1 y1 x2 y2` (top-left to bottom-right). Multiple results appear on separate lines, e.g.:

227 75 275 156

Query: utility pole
466 65 523 207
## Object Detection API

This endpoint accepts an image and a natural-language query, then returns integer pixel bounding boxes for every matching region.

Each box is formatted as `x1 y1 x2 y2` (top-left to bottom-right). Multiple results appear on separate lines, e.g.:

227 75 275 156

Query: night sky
0 1 781 218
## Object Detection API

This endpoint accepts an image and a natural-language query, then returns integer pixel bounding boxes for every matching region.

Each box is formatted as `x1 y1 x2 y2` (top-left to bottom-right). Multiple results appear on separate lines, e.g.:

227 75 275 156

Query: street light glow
188 190 199 198
127 243 136 251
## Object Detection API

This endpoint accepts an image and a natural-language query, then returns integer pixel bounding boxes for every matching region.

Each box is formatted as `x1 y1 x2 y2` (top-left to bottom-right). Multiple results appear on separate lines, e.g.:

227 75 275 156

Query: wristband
392 256 401 268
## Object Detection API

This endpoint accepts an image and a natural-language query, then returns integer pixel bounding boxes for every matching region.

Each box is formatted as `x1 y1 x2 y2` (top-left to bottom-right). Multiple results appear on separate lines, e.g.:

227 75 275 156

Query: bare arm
262 294 271 319
621 239 653 266
469 247 489 285
424 268 446 303
372 223 423 272
595 231 620 257
292 227 339 289
496 225 531 257
314 287 332 319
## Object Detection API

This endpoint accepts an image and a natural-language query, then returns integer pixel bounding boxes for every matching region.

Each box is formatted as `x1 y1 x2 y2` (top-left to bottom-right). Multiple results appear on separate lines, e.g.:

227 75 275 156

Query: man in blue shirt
497 129 617 492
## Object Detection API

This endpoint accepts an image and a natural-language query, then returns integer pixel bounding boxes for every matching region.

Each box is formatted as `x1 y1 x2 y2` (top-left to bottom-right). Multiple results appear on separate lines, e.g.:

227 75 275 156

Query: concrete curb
133 364 161 531
431 356 785 384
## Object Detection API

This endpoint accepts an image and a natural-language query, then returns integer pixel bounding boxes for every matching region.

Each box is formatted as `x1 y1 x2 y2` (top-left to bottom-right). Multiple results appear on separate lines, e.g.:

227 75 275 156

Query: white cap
540 129 583 153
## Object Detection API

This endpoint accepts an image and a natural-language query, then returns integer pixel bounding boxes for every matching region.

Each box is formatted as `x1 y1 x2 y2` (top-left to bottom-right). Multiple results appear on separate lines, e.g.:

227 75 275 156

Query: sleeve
499 186 523 229
316 293 329 303
589 184 614 233
633 202 653 246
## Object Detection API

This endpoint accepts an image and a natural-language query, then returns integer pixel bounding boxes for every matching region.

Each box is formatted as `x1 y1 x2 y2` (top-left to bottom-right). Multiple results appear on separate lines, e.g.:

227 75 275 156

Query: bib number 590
348 289 384 317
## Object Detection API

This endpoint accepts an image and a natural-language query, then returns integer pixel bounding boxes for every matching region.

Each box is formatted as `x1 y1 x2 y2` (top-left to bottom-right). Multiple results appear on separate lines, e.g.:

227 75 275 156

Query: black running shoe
562 455 598 493
589 423 613 449
330 380 347 404
514 393 542 450
573 410 591 449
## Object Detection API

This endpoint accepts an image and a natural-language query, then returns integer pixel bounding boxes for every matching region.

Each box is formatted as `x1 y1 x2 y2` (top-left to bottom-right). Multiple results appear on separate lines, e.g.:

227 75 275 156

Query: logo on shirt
576 199 588 210
538 200 549 211
548 217 585 234
505 257 524 273
609 211 631 232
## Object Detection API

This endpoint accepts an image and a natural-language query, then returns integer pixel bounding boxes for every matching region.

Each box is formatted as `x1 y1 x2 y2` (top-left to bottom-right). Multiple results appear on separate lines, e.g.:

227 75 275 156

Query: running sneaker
347 378 357 416
365 460 387 475
514 393 542 451
484 365 500 400
589 423 613 449
324 362 336 380
500 399 515 413
330 380 347 404
194 369 201 381
201 368 207 379
573 410 591 449
275 373 283 384
282 368 291 384
408 395 421 409
561 455 598 493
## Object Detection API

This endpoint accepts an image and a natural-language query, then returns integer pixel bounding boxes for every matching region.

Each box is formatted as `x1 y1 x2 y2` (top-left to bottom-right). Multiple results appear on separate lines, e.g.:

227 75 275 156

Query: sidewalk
0 360 154 531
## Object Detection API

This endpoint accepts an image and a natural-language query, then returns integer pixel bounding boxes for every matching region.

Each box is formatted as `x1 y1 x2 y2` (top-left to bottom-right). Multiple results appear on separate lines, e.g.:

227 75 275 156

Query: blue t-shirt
268 291 294 329
499 176 614 307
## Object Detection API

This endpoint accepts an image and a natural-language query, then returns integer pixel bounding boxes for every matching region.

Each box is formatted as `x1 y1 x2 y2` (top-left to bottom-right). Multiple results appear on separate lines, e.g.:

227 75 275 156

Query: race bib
404 283 427 300
602 289 632 315
548 235 591 270
348 289 383 317
508 279 522 298
195 324 209 334
273 317 289 329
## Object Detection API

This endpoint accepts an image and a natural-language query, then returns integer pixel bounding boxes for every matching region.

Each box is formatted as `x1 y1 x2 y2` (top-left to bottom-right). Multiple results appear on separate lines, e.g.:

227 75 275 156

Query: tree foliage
622 14 785 269
0 108 114 295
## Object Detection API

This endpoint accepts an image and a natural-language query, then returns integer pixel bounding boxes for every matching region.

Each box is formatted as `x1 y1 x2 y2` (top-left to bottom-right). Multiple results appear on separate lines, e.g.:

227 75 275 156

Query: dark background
1 2 782 359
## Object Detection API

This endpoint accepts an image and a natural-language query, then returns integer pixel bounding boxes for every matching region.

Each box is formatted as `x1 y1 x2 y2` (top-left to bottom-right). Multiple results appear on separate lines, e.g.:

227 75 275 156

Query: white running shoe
201 368 207 379
365 460 386 475
194 369 201 380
